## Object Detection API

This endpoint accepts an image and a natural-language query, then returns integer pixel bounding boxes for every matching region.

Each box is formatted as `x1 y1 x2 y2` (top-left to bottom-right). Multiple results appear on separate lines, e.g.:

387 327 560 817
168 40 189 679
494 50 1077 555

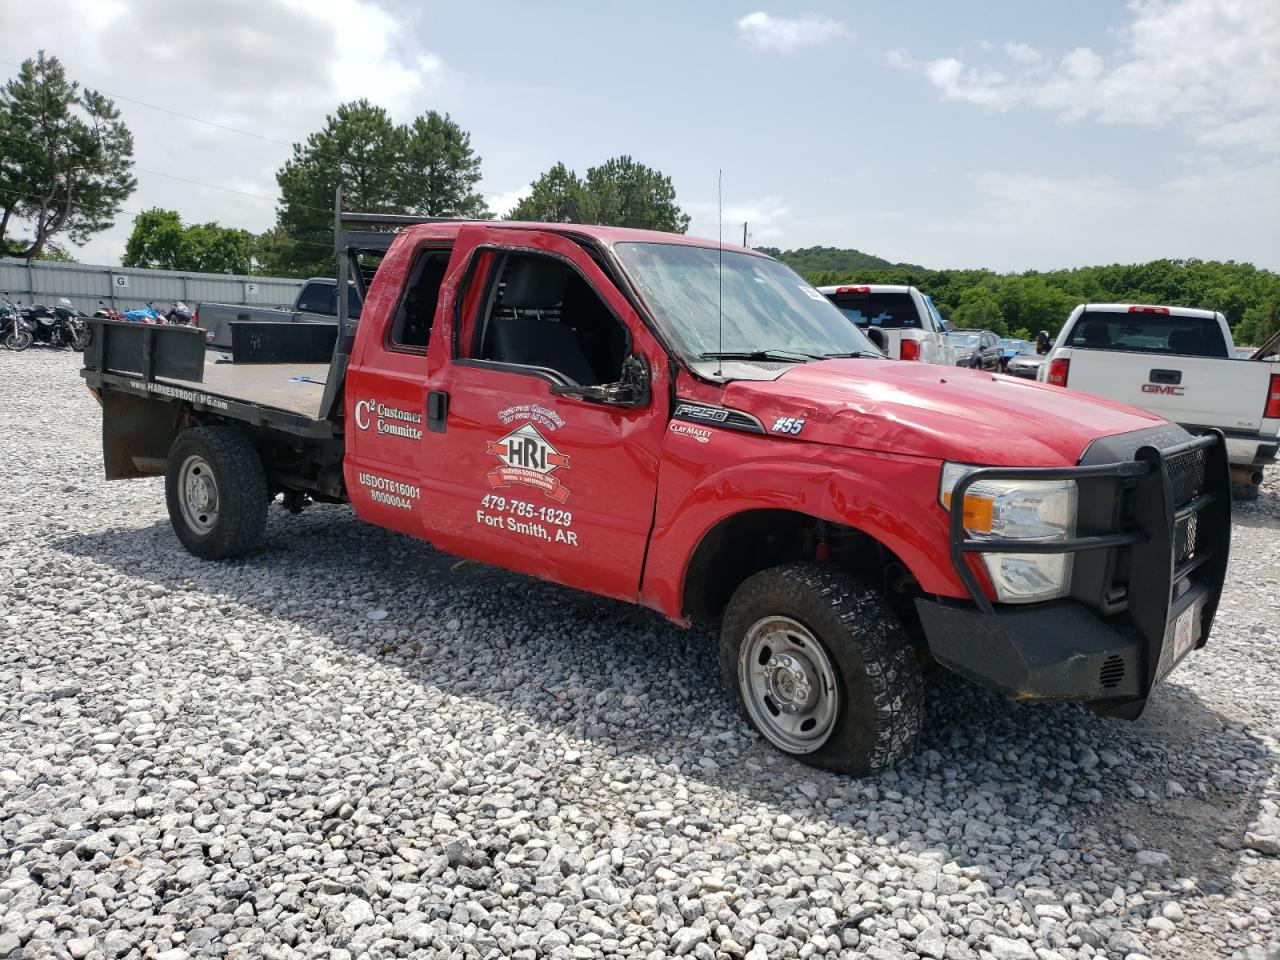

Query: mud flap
102 390 183 479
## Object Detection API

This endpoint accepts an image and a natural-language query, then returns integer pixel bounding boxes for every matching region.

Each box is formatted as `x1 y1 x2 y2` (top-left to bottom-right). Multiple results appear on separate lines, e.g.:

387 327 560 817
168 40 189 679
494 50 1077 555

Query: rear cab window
827 289 923 329
1068 311 1228 358
297 281 363 319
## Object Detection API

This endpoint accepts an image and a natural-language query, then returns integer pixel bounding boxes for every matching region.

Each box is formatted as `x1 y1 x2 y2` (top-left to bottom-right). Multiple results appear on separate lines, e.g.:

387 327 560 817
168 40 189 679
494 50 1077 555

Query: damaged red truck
81 201 1231 775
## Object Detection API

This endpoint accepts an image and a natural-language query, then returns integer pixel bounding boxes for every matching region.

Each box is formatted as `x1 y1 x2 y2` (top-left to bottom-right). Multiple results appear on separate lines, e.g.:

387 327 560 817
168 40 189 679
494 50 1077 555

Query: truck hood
723 358 1165 466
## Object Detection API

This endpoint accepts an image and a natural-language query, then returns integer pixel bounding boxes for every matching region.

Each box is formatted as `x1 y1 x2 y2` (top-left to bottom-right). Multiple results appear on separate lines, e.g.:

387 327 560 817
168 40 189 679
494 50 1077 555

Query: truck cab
81 207 1233 777
816 283 956 365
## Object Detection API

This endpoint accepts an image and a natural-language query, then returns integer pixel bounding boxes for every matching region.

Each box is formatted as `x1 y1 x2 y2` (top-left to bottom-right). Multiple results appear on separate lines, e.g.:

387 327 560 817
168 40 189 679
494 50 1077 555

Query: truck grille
1167 445 1207 567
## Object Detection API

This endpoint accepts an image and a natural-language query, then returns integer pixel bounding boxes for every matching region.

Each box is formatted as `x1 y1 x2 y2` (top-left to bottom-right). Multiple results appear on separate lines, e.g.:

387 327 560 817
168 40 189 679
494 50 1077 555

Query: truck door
345 229 460 539
420 227 671 601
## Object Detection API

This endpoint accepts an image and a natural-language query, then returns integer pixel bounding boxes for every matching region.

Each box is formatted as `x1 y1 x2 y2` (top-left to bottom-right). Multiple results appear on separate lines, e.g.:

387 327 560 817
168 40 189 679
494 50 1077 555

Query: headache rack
946 431 1230 692
319 187 484 422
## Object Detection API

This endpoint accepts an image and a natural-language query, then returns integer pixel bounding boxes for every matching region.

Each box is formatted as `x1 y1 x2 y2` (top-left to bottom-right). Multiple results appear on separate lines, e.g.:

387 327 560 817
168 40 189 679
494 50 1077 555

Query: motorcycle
93 301 125 322
53 297 92 351
121 302 165 324
1 295 35 351
165 301 194 325
25 302 74 349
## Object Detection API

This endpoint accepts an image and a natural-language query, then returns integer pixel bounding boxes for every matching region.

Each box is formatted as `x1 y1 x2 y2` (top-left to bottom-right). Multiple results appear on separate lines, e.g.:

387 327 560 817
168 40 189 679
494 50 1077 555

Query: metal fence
0 258 305 314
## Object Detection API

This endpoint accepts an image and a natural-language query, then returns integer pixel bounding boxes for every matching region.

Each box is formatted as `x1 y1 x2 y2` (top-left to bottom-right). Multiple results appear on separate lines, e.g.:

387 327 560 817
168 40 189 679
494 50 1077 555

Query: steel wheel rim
178 454 219 534
739 615 840 754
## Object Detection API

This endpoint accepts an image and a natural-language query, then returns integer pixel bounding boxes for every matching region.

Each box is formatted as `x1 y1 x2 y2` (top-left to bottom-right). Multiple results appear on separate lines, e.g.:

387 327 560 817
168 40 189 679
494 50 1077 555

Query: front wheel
3 329 32 351
70 326 91 351
720 563 923 776
165 426 269 559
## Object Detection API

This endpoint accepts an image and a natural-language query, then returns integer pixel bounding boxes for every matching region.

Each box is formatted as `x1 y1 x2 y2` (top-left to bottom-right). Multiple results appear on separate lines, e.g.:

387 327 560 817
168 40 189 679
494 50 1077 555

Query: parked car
81 204 1231 777
998 338 1029 370
947 329 1002 370
197 278 363 350
1005 342 1045 379
1038 303 1280 498
817 284 955 364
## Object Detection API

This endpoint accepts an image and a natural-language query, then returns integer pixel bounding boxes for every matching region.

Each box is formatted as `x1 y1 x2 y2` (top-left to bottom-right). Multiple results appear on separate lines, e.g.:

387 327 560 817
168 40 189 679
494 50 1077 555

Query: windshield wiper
815 351 880 359
700 349 820 363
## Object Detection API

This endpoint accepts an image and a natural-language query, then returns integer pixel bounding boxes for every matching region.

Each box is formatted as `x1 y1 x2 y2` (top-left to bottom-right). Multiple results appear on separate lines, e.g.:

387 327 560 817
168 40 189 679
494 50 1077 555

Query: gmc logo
1142 384 1185 396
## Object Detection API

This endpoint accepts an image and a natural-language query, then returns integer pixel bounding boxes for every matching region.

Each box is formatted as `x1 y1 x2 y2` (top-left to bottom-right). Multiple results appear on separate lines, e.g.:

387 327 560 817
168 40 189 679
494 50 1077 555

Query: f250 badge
486 424 571 503
771 416 806 435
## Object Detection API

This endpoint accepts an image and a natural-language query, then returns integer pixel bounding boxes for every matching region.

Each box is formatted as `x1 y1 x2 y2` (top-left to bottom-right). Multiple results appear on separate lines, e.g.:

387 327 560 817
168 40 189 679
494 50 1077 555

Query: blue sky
4 0 1277 271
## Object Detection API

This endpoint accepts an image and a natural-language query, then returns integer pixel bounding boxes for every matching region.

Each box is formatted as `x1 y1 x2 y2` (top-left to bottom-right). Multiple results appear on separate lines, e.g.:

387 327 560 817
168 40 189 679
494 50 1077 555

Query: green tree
951 286 1006 334
582 155 690 232
403 111 488 218
122 208 184 269
274 100 488 277
507 155 690 232
507 162 586 223
122 208 254 274
0 51 135 260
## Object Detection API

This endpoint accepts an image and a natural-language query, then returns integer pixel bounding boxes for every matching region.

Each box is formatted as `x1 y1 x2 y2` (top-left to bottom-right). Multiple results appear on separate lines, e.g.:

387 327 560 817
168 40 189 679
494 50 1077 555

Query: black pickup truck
197 278 362 349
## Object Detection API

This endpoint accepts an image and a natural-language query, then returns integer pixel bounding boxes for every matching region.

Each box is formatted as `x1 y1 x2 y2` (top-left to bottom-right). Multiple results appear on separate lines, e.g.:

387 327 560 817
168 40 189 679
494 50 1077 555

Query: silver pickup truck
197 278 362 349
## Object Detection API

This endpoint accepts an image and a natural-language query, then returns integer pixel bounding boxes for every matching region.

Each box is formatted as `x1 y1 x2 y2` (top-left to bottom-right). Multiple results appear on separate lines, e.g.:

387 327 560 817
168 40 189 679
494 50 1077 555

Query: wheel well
681 510 923 631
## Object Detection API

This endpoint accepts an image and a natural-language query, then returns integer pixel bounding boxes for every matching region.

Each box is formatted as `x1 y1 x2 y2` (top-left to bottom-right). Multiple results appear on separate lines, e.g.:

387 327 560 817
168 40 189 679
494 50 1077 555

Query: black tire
71 326 91 351
719 563 923 776
3 330 32 351
165 426 269 559
1231 479 1260 502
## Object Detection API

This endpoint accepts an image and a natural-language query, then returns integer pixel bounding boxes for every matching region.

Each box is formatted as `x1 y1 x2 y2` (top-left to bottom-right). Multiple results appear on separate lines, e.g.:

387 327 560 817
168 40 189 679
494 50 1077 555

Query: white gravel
2 349 1278 960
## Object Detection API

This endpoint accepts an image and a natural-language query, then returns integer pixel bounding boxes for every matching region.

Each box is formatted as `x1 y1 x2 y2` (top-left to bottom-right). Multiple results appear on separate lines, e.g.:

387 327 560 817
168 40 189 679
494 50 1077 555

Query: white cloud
901 0 1280 152
686 196 792 245
735 12 847 53
0 0 460 264
486 185 532 219
915 163 1280 270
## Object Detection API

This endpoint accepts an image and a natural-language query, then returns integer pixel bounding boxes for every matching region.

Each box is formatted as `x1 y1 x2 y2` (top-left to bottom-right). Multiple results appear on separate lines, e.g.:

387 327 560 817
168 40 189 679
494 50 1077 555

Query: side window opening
390 248 452 350
472 253 627 386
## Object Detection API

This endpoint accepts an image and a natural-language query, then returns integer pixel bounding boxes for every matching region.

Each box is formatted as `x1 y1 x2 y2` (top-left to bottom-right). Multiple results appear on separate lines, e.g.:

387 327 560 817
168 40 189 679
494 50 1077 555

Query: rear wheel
720 563 923 776
165 426 268 559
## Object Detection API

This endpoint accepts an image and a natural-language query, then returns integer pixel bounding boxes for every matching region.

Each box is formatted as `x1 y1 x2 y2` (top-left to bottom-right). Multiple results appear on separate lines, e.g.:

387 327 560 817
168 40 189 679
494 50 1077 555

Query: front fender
640 434 969 621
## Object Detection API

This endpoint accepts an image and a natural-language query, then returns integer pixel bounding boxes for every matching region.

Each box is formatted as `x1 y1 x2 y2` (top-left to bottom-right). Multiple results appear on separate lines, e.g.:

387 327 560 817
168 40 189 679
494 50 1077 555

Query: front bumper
917 430 1230 716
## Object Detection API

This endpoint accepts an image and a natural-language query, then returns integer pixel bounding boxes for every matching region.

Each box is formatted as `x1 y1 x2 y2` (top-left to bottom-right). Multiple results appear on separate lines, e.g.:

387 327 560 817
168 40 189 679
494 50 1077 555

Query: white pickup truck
1039 303 1280 498
818 284 956 365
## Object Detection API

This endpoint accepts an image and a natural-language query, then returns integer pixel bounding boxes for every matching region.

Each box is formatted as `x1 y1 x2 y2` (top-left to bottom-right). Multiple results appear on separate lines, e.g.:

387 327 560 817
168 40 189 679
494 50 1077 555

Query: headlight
939 462 1077 604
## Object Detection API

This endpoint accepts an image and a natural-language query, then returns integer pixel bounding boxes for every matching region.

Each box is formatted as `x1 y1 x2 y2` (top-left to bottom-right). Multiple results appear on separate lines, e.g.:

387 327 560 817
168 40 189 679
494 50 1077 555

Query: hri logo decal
485 424 571 502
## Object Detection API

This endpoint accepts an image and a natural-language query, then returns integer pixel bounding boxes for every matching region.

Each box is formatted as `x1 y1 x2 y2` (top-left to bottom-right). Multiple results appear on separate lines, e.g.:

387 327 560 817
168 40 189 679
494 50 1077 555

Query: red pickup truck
81 199 1231 775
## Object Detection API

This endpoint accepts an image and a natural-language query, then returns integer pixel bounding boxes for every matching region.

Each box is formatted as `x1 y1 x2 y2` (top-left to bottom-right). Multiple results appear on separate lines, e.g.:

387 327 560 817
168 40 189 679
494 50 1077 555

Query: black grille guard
947 431 1231 689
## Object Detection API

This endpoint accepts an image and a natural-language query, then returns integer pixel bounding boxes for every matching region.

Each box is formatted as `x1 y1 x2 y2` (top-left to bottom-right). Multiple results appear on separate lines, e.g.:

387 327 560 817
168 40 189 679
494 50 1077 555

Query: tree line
4 50 1278 345
790 256 1280 347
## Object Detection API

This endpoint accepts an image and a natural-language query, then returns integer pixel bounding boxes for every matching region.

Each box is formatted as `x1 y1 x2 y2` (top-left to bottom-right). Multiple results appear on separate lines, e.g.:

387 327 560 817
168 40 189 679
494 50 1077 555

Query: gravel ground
1 348 1278 960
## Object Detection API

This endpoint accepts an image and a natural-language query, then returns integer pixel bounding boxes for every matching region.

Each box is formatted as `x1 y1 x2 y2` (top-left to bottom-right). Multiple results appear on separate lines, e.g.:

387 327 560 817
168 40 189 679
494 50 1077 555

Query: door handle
1149 369 1182 385
426 390 449 433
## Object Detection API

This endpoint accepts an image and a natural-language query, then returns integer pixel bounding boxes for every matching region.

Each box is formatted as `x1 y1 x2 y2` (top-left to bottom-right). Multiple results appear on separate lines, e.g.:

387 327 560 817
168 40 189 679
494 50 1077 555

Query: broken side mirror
1036 330 1051 354
549 353 652 407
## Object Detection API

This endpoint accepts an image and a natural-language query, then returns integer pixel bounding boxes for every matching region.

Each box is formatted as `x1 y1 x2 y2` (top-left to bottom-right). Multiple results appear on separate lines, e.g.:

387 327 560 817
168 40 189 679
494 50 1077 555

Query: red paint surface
343 222 1173 624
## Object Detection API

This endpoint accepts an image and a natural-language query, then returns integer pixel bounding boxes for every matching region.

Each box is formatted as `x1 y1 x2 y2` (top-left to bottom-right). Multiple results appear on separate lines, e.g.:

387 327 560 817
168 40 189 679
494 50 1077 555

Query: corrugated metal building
0 258 305 314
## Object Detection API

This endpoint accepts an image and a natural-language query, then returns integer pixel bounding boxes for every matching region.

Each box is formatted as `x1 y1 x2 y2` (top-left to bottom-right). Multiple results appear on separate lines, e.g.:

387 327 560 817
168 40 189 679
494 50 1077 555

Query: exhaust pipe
1230 465 1263 487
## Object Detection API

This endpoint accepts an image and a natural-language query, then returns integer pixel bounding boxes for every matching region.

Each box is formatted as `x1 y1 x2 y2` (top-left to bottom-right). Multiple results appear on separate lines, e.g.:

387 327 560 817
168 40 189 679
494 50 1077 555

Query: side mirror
865 327 888 353
549 353 652 407
1036 330 1051 354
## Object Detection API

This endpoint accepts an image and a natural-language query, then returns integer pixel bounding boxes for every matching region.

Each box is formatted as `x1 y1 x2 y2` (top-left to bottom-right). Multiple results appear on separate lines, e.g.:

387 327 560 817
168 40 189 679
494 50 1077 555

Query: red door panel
420 227 670 601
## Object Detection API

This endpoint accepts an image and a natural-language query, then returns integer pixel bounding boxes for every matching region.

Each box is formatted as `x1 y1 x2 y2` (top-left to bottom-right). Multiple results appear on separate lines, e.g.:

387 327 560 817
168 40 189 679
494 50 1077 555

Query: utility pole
742 222 749 247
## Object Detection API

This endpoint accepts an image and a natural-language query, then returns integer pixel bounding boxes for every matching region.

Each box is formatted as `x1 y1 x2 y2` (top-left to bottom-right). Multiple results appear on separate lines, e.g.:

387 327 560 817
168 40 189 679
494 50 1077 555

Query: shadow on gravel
55 504 1277 908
